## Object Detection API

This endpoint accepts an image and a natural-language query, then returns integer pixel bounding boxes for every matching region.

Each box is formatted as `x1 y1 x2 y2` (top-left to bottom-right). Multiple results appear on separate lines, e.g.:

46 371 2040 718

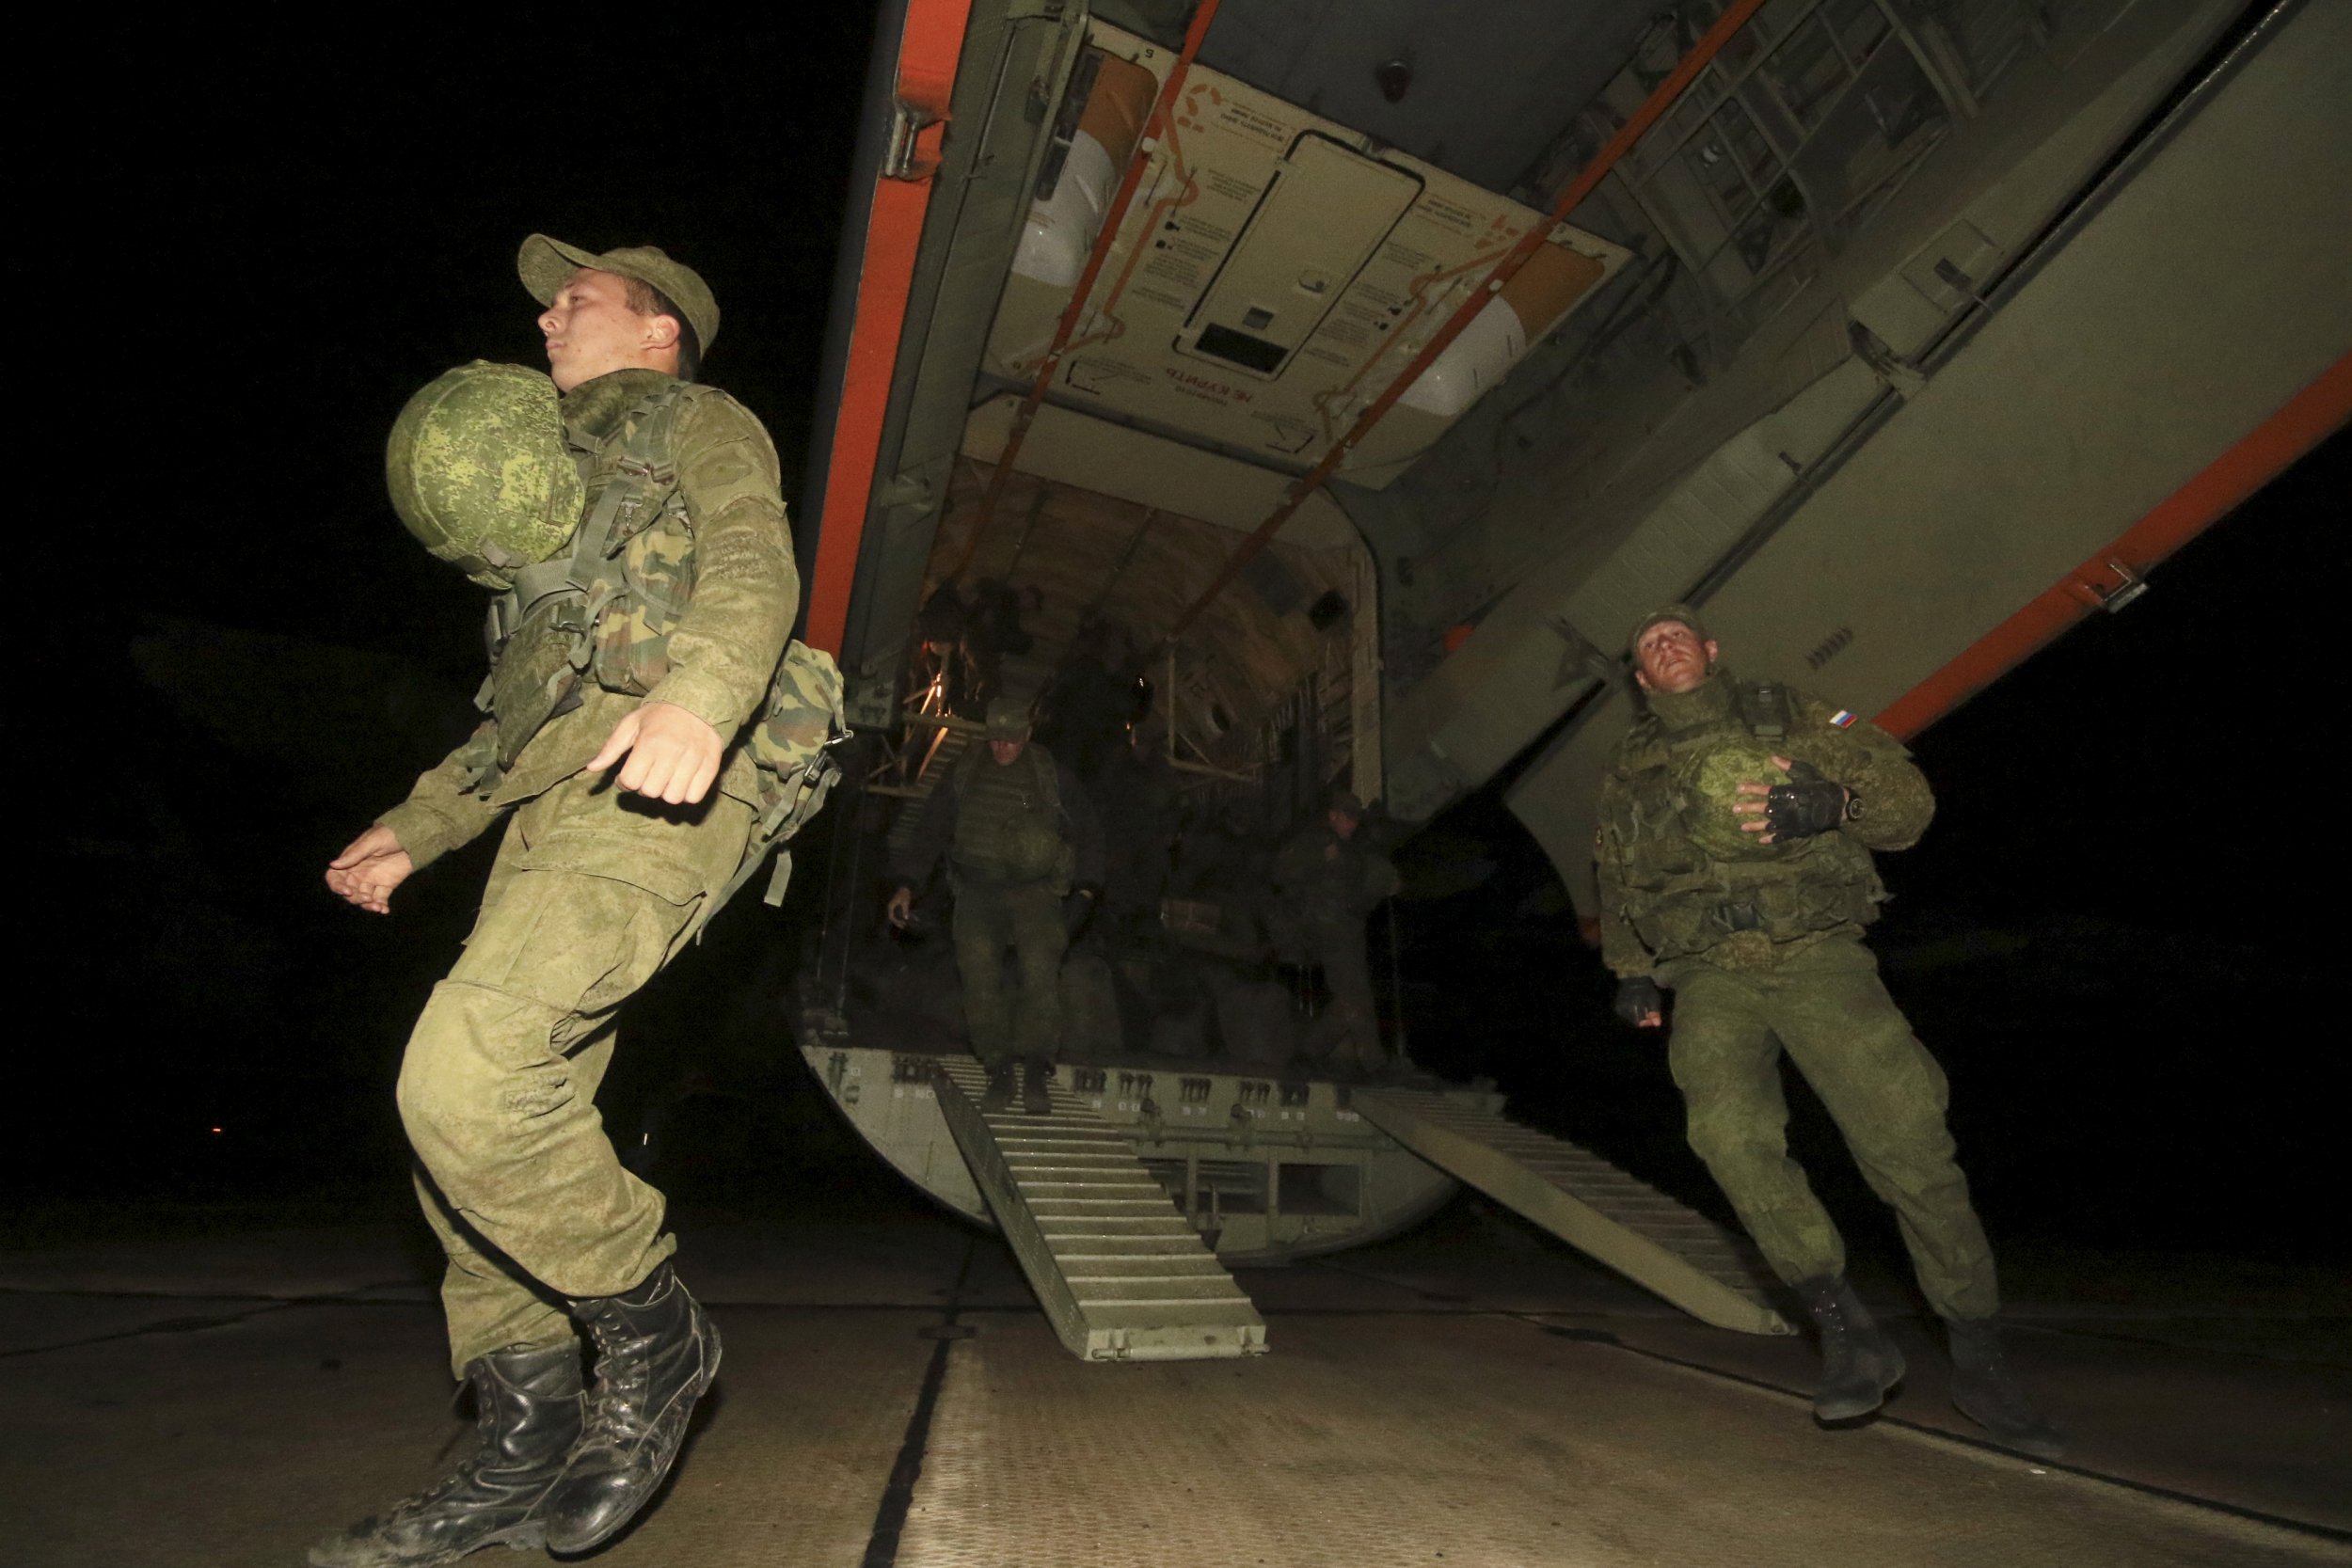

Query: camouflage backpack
717 639 850 912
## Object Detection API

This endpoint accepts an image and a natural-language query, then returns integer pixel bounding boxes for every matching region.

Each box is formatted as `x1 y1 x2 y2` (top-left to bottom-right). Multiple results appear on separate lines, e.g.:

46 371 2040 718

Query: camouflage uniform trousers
1656 935 1998 1321
950 875 1066 1069
397 768 754 1375
1303 919 1381 1069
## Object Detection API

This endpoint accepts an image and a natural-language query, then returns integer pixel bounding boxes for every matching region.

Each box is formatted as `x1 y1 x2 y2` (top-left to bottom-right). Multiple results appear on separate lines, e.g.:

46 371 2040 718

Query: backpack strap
483 384 698 657
564 385 694 609
707 721 850 919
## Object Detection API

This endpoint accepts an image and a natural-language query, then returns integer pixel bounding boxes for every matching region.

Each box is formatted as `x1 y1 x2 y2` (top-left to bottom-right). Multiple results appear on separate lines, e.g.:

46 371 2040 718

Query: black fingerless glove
1764 760 1849 841
1613 976 1662 1027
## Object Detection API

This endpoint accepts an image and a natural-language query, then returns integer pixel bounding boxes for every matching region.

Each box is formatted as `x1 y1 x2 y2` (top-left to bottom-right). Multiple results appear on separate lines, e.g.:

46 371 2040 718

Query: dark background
23 9 2344 1275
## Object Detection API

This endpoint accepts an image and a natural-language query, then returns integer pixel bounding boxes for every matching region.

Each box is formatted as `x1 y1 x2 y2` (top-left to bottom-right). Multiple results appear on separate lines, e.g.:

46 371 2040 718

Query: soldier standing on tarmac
1593 604 2059 1455
315 237 802 1564
887 696 1104 1113
1272 792 1402 1074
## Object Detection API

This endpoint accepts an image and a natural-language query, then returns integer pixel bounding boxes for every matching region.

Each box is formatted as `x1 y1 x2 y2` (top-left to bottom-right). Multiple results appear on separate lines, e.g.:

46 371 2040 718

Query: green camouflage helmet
1677 738 1791 862
386 361 584 591
1002 816 1070 883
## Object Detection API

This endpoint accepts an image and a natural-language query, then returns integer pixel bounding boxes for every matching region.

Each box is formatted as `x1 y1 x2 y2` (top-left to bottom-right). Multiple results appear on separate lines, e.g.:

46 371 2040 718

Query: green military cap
517 234 721 355
983 697 1033 741
1328 790 1367 820
1628 602 1710 653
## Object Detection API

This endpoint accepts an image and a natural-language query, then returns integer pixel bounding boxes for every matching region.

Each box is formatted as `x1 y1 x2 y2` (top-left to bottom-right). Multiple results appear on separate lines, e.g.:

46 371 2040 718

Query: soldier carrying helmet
316 236 838 1566
1594 604 2058 1456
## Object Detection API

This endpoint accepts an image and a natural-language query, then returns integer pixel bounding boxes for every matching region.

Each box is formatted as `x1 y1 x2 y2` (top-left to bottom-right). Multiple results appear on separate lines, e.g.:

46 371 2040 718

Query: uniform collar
560 368 677 444
1645 666 1735 732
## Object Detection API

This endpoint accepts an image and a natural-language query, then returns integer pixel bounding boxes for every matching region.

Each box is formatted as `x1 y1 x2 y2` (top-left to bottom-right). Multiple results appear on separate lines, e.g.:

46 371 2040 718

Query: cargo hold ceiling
1098 0 1666 194
985 20 1634 488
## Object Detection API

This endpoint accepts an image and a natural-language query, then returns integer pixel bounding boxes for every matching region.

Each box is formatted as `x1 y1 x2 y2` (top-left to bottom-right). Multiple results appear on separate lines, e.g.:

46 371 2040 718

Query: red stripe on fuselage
1877 351 2352 739
803 0 976 657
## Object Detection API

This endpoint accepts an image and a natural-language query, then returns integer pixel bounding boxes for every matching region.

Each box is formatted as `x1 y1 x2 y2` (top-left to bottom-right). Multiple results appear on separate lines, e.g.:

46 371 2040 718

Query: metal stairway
932 1057 1268 1360
882 725 972 861
1353 1089 1792 1336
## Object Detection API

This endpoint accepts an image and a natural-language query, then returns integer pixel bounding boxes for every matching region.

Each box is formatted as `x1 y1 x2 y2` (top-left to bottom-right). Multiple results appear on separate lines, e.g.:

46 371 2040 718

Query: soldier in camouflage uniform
1594 605 2058 1454
887 696 1104 1113
1272 792 1402 1073
315 238 801 1565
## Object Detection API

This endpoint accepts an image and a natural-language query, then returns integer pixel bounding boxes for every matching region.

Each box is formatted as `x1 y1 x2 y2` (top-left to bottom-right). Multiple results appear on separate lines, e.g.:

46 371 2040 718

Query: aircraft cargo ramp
6 1202 2345 1568
1354 1087 1792 1337
930 1055 1266 1361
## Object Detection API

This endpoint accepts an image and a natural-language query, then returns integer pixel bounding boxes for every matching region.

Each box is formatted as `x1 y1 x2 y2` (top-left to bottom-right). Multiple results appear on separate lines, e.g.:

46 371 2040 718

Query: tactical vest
474 386 703 769
1606 680 1883 961
469 383 849 911
947 744 1074 890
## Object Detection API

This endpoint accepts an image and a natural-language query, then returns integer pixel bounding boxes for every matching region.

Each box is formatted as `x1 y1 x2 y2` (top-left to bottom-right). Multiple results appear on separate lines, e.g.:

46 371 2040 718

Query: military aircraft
782 0 2349 1362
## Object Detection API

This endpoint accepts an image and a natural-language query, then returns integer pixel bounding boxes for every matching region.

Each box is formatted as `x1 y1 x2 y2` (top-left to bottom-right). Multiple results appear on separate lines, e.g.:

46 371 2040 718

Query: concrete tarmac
2 1198 2344 1567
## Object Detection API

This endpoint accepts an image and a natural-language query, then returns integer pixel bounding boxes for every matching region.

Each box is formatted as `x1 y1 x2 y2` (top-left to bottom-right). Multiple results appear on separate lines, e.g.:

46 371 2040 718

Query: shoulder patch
1828 709 1858 728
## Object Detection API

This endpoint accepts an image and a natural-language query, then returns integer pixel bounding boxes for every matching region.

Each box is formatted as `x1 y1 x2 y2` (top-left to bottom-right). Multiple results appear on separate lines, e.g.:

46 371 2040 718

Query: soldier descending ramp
1354 1089 1792 1337
931 1057 1268 1360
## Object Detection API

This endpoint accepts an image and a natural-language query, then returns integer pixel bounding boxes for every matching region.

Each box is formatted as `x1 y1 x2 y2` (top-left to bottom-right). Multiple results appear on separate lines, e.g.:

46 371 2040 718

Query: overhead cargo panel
1175 133 1424 380
985 23 1631 487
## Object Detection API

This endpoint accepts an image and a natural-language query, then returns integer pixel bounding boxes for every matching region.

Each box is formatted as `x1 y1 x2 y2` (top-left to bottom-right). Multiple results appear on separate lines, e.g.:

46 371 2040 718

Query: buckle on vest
1716 900 1761 932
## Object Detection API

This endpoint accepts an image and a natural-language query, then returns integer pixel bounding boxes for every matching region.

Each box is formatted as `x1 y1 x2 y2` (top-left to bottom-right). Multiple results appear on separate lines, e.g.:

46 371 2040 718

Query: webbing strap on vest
483 387 693 658
468 388 700 795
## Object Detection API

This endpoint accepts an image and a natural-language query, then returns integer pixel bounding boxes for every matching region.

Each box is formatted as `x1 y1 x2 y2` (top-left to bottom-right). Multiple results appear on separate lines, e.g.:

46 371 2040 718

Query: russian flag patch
1829 709 1857 728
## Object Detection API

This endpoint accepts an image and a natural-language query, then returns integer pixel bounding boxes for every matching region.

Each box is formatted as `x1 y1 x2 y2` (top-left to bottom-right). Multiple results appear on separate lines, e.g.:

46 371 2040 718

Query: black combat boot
1947 1316 2064 1457
1795 1276 1906 1422
1021 1056 1054 1116
979 1060 1018 1112
540 1261 722 1553
308 1340 581 1567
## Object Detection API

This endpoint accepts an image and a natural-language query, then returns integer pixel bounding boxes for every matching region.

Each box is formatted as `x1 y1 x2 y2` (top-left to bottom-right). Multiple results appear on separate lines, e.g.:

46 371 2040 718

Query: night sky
28 10 2344 1274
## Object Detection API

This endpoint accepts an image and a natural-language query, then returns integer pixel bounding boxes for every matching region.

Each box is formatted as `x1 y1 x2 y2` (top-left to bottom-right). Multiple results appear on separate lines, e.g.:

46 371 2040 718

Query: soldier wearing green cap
1593 604 2058 1457
315 236 800 1566
888 695 1104 1113
1272 789 1401 1072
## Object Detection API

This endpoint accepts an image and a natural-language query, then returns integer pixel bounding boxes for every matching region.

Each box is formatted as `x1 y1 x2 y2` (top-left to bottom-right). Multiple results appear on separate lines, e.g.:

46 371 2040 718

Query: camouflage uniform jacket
1595 671 1931 978
891 744 1105 892
1273 822 1401 930
380 368 798 869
